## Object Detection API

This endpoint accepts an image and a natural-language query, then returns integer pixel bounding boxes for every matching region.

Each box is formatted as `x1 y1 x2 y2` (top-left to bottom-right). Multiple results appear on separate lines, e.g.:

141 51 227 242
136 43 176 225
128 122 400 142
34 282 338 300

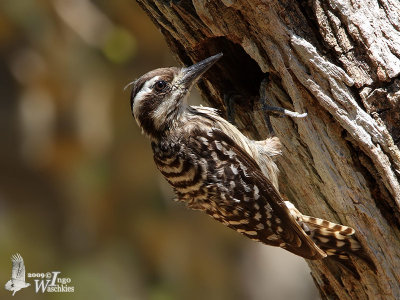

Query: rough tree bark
135 1 400 299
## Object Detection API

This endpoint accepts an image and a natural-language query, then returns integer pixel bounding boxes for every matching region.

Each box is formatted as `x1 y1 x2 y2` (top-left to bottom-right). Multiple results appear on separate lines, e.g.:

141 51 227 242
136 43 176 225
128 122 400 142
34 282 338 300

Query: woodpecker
129 53 374 268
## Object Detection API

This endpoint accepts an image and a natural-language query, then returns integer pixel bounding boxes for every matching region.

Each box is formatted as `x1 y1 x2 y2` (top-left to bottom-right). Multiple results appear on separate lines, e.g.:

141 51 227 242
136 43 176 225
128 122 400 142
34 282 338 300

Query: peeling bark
135 0 400 299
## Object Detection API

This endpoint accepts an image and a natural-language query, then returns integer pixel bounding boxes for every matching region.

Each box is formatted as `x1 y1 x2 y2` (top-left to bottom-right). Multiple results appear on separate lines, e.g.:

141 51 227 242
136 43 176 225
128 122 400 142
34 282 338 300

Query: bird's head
129 53 222 140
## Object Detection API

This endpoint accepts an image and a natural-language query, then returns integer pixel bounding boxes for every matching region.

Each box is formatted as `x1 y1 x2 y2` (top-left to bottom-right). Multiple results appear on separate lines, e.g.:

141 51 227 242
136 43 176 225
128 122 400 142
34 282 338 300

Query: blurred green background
0 1 318 299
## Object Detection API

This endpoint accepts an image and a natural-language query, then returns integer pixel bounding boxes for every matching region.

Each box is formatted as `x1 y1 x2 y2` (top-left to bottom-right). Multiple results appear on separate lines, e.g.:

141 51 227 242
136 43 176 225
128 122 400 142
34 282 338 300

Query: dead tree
135 1 400 299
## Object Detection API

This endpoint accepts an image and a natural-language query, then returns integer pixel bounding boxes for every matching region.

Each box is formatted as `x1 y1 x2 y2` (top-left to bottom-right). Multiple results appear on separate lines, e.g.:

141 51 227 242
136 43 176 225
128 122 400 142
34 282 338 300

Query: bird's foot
259 76 307 136
223 92 244 125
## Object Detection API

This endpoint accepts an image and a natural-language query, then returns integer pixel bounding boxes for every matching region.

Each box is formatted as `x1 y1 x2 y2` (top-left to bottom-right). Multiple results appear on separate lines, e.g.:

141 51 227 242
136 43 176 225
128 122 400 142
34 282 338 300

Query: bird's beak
179 53 223 89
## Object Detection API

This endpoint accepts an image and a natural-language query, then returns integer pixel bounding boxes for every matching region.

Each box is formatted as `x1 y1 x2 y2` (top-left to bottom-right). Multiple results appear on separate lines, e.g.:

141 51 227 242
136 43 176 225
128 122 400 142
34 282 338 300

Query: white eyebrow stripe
132 76 160 113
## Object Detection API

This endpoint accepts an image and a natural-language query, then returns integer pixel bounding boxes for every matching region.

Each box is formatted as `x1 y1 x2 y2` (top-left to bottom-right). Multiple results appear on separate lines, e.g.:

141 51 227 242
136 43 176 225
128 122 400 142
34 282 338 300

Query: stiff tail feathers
285 201 377 273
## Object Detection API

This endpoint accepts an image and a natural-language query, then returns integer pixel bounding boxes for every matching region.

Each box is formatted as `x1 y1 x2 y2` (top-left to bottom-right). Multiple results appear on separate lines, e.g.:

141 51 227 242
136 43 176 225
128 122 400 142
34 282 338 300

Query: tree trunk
135 0 400 299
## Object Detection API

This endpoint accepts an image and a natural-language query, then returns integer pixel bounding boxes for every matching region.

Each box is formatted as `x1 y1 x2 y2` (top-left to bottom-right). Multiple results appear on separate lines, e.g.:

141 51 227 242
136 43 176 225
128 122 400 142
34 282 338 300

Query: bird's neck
142 102 189 142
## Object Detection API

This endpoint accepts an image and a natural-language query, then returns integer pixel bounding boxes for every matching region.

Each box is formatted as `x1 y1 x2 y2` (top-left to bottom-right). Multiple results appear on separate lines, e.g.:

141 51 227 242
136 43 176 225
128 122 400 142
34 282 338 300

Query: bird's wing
189 128 326 260
11 253 26 281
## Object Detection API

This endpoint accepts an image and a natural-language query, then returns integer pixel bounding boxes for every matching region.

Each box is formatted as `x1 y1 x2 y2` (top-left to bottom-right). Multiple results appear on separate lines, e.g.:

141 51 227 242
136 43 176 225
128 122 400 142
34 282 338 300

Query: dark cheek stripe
137 97 163 138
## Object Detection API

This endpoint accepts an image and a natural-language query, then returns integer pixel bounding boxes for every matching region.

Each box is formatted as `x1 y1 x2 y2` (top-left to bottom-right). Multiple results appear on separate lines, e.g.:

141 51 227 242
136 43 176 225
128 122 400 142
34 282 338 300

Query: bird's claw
259 76 307 135
223 93 243 125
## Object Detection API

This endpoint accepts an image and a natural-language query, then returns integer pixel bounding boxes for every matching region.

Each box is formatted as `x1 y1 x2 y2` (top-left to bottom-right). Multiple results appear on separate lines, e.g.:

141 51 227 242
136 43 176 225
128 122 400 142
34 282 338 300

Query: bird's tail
285 201 376 273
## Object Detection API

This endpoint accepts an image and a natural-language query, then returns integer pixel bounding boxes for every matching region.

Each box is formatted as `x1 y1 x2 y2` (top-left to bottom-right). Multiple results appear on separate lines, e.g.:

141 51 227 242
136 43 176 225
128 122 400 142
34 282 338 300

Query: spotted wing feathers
187 128 326 260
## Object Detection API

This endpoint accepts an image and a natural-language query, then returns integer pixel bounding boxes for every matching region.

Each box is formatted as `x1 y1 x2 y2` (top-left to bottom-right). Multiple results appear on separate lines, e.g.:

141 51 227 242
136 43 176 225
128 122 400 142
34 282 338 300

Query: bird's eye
154 80 167 92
